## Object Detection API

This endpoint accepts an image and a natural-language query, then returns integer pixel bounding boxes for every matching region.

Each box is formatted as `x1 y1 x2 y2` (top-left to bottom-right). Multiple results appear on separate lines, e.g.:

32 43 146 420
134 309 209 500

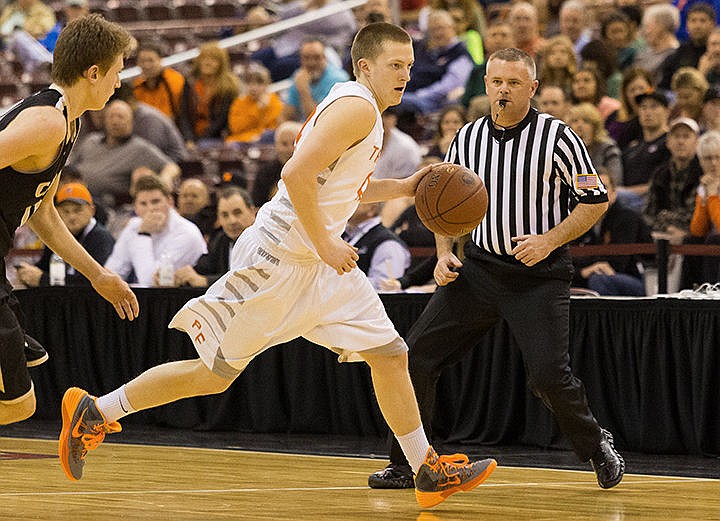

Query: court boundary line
0 476 717 499
3 436 717 483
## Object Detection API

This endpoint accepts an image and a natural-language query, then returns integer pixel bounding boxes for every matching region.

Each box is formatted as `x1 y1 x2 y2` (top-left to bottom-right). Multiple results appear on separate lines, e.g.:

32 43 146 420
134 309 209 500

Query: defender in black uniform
0 15 137 425
369 48 625 489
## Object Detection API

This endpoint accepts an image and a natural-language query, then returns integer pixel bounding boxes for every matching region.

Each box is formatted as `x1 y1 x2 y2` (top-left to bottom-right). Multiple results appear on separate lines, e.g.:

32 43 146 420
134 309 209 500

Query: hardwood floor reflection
0 437 717 521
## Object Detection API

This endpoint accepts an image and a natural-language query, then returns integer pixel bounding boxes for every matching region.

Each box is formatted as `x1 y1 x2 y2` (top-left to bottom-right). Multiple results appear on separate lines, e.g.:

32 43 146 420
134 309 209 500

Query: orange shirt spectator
226 94 283 143
133 41 187 121
690 192 720 236
134 68 186 121
691 131 720 237
226 64 283 143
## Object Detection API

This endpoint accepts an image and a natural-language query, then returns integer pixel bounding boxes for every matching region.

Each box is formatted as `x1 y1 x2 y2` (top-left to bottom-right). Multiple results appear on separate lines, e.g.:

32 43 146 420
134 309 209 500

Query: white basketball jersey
252 81 383 262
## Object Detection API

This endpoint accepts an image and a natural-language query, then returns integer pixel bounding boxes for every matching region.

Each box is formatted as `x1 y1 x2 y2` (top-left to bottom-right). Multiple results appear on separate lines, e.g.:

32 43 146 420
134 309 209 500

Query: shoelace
434 453 471 480
77 422 120 459
80 428 108 452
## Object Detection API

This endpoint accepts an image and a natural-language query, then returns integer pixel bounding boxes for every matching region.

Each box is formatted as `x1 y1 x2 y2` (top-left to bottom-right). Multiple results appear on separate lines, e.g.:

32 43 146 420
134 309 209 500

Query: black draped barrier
15 287 720 456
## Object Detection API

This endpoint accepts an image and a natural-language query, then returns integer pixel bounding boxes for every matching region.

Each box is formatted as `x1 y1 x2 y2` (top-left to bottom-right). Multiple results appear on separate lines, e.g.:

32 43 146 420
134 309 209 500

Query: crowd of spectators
6 0 720 295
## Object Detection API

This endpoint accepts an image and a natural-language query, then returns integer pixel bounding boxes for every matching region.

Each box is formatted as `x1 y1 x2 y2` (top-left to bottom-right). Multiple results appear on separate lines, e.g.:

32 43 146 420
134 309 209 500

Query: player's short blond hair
52 14 133 87
350 22 411 78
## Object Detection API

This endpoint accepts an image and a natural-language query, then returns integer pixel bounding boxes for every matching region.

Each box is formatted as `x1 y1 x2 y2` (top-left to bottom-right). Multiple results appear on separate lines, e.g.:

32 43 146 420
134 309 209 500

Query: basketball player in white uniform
60 23 496 508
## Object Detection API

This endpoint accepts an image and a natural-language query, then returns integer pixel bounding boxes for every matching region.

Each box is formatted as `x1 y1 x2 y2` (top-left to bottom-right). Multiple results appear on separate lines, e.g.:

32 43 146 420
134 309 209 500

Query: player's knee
190 360 235 394
363 352 408 373
0 393 36 425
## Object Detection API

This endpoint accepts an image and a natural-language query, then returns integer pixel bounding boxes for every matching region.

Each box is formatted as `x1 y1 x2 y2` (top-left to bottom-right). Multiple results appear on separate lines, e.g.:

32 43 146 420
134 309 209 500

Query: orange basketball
415 163 488 237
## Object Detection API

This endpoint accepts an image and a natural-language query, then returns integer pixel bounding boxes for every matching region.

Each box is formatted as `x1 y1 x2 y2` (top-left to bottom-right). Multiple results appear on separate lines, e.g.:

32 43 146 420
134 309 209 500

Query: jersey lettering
191 319 205 344
369 145 381 163
19 179 54 226
356 170 374 200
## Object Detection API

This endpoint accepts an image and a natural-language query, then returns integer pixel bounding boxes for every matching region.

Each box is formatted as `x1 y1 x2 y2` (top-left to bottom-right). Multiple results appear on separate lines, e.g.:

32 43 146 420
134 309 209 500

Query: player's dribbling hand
434 253 462 286
91 269 139 320
406 162 442 196
317 236 359 275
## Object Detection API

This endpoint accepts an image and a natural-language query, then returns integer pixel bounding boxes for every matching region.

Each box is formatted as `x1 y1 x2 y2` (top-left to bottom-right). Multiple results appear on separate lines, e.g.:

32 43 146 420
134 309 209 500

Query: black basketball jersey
0 87 79 258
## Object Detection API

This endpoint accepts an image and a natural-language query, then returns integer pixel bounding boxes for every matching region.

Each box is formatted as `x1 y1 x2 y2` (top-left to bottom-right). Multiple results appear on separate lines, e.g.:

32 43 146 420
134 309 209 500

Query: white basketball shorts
169 229 407 379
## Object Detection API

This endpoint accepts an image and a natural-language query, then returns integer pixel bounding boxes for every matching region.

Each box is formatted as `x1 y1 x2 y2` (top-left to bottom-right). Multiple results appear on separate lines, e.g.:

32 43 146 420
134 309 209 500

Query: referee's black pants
389 243 603 466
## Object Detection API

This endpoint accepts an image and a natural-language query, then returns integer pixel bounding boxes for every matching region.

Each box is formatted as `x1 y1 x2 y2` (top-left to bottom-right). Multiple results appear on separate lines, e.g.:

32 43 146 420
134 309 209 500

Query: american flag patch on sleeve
576 173 599 189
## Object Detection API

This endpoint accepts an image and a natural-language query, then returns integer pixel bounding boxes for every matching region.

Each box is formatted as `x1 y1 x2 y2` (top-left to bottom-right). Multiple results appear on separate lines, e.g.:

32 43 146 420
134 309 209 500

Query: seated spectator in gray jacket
111 84 188 163
372 107 423 180
15 182 115 287
68 100 181 207
105 175 206 287
174 186 256 287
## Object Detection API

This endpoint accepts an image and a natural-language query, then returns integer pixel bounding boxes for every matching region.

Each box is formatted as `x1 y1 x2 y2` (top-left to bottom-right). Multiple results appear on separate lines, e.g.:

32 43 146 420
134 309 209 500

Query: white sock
96 385 136 423
395 424 430 474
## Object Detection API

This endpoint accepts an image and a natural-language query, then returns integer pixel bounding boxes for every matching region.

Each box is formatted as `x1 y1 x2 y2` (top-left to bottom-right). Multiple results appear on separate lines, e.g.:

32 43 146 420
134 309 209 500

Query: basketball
415 163 488 236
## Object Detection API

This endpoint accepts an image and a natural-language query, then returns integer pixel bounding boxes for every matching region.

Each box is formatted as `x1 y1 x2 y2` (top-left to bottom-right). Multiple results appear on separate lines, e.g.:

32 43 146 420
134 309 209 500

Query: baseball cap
635 89 670 108
66 0 88 7
56 183 93 205
669 117 701 134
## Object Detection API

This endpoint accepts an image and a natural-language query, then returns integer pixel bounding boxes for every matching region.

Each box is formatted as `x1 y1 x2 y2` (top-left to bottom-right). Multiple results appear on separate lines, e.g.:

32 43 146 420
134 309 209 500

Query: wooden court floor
1 437 718 521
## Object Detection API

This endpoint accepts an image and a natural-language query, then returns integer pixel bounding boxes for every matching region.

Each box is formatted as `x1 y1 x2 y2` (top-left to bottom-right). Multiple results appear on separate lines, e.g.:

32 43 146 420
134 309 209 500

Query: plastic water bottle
157 251 174 287
49 253 66 286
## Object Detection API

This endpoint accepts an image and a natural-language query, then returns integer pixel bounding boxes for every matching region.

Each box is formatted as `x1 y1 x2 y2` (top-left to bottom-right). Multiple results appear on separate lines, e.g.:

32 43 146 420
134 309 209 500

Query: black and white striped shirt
446 108 608 256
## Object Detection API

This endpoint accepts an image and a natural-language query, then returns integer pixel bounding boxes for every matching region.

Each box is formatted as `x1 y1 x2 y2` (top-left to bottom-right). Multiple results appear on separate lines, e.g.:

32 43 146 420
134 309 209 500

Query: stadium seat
145 4 176 21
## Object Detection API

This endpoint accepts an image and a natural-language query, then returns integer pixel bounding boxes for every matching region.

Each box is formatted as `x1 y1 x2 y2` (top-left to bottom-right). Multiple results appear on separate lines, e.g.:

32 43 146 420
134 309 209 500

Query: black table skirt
15 287 720 456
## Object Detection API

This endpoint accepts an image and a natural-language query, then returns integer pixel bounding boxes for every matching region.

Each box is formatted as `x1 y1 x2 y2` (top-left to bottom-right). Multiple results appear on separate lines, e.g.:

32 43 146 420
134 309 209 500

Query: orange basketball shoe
414 447 497 508
58 387 121 481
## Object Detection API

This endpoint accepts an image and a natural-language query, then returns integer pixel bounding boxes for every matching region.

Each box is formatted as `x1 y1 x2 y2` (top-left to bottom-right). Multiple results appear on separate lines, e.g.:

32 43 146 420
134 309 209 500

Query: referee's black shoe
25 334 49 368
368 463 414 489
590 429 624 489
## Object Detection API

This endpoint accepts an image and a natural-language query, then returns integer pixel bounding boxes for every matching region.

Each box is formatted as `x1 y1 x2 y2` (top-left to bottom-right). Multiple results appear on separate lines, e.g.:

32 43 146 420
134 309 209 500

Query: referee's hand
511 234 554 266
434 253 462 286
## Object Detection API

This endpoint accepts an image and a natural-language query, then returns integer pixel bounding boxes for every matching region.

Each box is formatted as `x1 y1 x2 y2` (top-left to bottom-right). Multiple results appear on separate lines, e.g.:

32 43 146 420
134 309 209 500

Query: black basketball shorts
0 300 32 403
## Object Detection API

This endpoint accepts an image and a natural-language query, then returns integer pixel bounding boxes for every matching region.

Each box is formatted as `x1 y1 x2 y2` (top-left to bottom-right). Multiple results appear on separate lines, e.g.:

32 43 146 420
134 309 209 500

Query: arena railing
569 240 720 294
409 240 720 295
119 0 367 95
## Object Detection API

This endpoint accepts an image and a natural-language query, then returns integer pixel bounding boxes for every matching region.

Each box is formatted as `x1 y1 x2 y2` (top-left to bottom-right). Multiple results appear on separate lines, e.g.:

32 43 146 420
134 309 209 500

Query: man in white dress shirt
104 175 206 287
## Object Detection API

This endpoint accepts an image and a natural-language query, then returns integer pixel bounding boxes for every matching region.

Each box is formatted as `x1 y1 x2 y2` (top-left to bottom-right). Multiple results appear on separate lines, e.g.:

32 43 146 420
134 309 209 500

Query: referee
369 48 624 490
